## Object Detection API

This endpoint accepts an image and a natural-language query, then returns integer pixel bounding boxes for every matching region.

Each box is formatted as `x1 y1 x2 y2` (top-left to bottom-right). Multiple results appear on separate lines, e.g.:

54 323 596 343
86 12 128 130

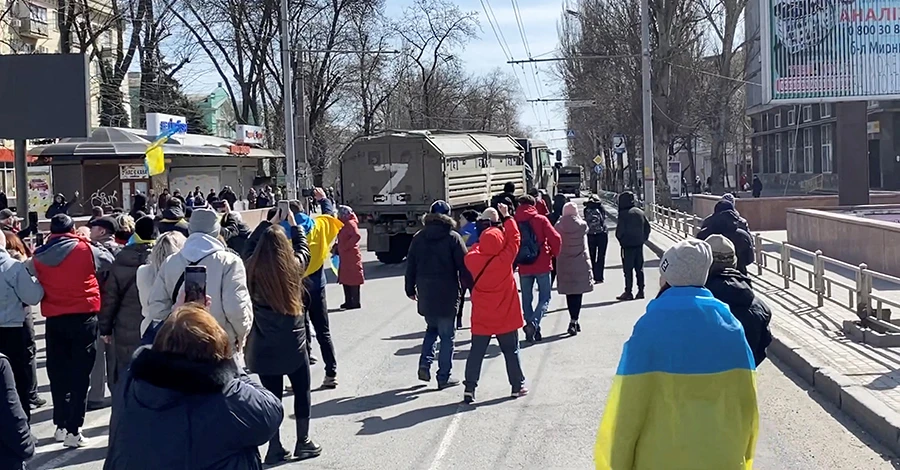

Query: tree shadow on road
312 385 432 419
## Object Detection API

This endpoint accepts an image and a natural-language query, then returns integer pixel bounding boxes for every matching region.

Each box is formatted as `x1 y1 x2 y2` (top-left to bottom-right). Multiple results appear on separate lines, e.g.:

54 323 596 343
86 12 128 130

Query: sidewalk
647 226 900 455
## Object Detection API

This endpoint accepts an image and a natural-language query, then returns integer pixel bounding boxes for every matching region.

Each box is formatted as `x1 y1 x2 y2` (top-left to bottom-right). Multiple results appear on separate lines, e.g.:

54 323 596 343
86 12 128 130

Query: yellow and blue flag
304 214 343 277
144 128 178 176
595 287 758 470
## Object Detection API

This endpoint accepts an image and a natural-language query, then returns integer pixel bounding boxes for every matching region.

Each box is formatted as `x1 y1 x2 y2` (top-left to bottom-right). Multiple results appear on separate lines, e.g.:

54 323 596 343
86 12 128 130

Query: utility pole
640 0 656 217
279 0 297 199
295 53 309 193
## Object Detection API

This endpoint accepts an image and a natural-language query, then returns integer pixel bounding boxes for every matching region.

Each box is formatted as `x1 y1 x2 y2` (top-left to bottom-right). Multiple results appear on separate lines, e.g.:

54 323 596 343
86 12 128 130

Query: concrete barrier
692 192 900 231
33 208 272 233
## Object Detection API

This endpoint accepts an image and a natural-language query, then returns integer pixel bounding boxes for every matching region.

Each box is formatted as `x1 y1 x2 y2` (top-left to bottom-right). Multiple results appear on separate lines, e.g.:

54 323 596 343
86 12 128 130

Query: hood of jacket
34 233 82 267
476 226 505 256
706 268 754 309
421 213 455 240
129 347 239 409
116 243 153 268
514 204 539 222
556 213 586 238
181 233 226 263
618 191 635 211
707 209 742 234
552 194 568 215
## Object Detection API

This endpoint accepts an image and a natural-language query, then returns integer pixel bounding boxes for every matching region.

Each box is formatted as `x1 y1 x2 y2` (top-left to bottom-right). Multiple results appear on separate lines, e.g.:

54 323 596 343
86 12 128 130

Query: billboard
761 0 900 103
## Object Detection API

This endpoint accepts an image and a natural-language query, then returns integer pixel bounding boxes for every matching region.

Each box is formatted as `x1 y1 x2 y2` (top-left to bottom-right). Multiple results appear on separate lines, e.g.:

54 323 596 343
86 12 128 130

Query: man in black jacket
0 353 34 470
705 235 772 366
156 198 190 237
405 200 471 389
697 199 754 274
615 191 651 300
490 182 518 213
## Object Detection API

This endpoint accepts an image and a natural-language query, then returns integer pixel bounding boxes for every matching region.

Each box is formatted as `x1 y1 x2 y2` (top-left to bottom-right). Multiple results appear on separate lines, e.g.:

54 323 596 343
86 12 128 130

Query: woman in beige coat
554 202 594 335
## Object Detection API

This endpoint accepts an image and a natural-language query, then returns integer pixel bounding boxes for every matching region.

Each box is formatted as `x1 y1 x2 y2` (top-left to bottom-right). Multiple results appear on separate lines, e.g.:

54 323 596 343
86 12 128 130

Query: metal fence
647 203 900 335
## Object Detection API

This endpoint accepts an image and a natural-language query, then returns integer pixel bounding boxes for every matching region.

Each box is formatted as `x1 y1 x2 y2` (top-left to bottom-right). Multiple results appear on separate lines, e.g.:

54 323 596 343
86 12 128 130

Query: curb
645 229 900 456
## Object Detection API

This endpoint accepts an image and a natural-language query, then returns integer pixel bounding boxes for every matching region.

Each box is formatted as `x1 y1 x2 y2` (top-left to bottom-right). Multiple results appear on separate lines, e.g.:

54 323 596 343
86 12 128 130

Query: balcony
18 18 48 38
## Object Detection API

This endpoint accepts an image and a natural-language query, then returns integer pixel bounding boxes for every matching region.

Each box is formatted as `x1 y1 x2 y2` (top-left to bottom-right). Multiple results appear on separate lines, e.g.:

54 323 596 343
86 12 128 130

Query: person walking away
595 238 758 469
491 182 518 213
157 198 190 237
514 195 561 342
4 232 44 410
697 198 754 274
462 205 527 403
700 193 749 231
136 232 185 338
0 352 34 470
555 203 594 336
457 209 480 329
583 194 609 283
45 192 78 219
98 216 156 390
244 215 322 463
615 191 651 301
705 235 772 366
32 214 114 448
87 216 122 410
406 200 470 389
549 193 569 225
336 205 364 310
752 175 763 198
105 305 283 469
0 230 44 421
528 187 549 216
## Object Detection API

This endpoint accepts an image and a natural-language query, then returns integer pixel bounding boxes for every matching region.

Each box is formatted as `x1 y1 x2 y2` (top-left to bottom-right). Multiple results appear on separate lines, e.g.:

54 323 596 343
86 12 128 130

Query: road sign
564 100 598 108
567 130 576 139
612 134 626 154
592 155 603 165
593 164 603 175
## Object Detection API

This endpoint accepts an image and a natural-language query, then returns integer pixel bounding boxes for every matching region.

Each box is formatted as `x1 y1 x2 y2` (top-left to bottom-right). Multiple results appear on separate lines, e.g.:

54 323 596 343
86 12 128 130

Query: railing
648 203 900 335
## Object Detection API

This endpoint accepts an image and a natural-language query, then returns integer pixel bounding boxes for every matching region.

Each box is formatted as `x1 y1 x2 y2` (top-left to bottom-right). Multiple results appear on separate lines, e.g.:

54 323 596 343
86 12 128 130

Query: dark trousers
622 246 645 294
341 285 361 308
566 294 583 322
304 286 337 377
456 287 469 327
46 313 98 434
587 233 608 282
464 331 524 393
258 351 312 448
0 326 33 420
25 313 37 402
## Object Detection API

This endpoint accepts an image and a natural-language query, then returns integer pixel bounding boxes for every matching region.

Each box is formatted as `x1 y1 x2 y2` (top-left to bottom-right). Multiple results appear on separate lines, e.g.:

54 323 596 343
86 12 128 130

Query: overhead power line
508 54 639 64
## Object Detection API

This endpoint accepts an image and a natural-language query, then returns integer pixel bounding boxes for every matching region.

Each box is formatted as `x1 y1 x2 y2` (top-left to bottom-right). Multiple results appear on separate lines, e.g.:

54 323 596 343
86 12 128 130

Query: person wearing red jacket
513 195 562 342
30 214 114 449
463 204 527 403
336 205 364 310
528 188 550 216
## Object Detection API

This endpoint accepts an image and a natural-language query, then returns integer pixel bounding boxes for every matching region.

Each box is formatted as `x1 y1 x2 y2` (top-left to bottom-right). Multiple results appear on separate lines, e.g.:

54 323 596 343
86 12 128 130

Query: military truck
557 166 584 195
340 130 527 264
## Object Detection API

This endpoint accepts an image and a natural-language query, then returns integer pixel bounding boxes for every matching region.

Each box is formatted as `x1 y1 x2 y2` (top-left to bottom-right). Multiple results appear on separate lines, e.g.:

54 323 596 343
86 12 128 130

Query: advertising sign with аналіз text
761 0 900 103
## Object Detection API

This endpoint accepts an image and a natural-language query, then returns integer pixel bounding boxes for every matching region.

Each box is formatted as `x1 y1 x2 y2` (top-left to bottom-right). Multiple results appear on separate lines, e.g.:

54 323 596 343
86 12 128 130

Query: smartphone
27 211 37 228
34 232 44 247
278 200 291 217
183 266 207 303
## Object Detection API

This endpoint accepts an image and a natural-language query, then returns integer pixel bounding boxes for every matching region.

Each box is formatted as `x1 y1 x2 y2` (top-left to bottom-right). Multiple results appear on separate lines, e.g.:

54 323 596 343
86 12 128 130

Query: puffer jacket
701 200 750 232
513 205 561 276
0 249 43 328
554 215 594 295
146 233 253 347
104 347 283 470
405 214 470 319
99 243 153 385
615 192 651 248
336 213 364 286
705 268 773 366
0 353 34 470
32 233 114 317
697 209 754 274
465 217 524 336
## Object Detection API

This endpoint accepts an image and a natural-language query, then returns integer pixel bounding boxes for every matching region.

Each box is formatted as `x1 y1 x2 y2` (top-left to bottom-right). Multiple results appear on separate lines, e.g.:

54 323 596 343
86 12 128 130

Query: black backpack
516 221 540 265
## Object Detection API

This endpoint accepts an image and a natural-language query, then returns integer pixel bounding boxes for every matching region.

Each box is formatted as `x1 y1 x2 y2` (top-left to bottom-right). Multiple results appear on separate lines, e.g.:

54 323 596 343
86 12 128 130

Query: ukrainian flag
304 214 343 277
144 128 178 176
595 287 758 470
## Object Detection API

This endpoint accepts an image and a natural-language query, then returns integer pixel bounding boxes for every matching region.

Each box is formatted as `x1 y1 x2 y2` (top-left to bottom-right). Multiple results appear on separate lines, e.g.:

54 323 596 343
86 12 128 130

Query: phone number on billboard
848 24 900 35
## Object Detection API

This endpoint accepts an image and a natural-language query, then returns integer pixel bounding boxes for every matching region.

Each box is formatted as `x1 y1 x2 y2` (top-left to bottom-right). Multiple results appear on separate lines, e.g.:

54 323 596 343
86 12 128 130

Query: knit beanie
430 200 452 215
562 202 578 216
50 214 75 234
721 193 736 204
706 234 736 271
134 216 158 241
189 208 221 237
660 239 713 287
478 207 500 223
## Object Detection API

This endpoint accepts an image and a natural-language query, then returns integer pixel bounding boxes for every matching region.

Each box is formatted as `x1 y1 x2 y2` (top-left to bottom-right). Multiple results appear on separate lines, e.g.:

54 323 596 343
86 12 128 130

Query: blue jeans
419 316 456 383
520 273 552 333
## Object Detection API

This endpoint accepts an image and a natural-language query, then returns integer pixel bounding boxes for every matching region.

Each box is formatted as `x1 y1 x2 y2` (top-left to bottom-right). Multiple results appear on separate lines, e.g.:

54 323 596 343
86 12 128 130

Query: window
787 108 796 125
802 105 812 122
28 4 47 23
788 132 797 173
774 112 781 128
762 114 769 131
820 103 832 118
803 128 814 172
775 136 783 173
821 124 833 173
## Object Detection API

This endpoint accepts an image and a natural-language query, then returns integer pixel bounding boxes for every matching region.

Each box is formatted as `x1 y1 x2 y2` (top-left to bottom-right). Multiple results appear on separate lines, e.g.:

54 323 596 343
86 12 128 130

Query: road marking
33 412 110 469
428 404 464 470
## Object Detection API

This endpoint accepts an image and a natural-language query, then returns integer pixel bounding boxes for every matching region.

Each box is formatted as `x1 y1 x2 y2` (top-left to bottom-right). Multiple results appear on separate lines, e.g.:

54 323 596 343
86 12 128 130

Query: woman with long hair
244 208 320 464
105 304 283 468
136 231 185 337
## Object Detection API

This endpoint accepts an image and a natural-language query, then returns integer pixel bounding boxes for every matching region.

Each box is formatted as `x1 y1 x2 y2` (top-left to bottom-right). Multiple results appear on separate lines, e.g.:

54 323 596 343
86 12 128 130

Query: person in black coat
405 200 471 389
752 175 763 198
615 191 651 300
244 212 320 464
0 353 33 470
219 186 238 209
221 211 252 256
156 199 190 237
129 193 148 219
490 182 518 214
45 193 77 219
697 199 754 274
705 235 772 366
104 305 283 470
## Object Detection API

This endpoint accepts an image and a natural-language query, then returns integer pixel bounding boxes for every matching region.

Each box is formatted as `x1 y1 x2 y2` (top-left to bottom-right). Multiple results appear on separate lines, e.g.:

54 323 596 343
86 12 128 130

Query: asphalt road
24 226 900 469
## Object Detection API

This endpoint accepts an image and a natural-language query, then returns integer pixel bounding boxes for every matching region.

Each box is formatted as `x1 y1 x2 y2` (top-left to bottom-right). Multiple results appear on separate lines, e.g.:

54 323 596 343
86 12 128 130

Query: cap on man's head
706 234 736 269
478 207 500 223
0 208 15 222
50 214 75 234
89 216 121 235
430 200 452 215
189 208 221 237
660 239 713 287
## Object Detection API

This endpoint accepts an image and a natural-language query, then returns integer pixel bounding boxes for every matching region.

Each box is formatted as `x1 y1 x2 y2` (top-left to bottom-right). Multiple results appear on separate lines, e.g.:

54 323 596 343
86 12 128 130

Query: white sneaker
63 433 89 448
54 428 66 442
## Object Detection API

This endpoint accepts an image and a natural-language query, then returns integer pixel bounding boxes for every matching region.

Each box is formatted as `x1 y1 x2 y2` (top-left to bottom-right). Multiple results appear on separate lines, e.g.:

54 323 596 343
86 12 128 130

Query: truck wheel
376 234 413 264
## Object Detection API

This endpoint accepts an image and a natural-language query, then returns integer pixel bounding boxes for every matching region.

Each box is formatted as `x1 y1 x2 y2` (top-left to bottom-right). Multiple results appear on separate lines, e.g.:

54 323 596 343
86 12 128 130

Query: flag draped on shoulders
304 214 342 277
595 286 758 470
